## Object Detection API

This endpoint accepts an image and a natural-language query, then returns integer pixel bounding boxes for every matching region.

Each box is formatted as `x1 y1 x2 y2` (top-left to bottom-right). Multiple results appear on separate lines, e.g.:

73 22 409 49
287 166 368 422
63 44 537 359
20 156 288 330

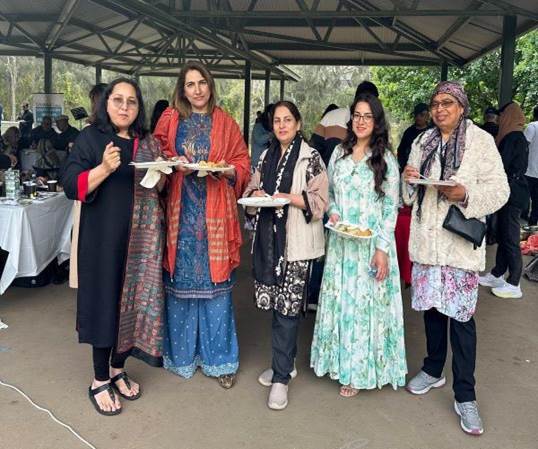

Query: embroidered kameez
163 113 239 378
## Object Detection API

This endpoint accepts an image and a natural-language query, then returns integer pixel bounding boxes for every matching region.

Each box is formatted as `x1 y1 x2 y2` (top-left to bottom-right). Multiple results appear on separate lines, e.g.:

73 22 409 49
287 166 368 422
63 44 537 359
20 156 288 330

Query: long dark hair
341 93 390 198
150 99 169 133
94 77 147 138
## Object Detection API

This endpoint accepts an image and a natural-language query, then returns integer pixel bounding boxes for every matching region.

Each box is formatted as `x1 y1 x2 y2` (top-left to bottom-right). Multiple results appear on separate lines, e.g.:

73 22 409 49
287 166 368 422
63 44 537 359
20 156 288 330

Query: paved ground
0 246 536 449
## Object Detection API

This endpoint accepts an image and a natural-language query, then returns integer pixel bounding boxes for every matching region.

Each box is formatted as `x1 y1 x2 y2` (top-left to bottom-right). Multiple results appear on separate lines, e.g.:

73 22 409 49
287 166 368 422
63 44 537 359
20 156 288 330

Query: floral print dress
310 146 407 390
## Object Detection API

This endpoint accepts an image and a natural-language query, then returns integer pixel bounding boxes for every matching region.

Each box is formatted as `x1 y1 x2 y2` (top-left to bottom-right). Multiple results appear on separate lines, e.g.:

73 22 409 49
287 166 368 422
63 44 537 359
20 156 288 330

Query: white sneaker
491 282 523 299
258 364 297 387
267 383 288 410
478 272 505 288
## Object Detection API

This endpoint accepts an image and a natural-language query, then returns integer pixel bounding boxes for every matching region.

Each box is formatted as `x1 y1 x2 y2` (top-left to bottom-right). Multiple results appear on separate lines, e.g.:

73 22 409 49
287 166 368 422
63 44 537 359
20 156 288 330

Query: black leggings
92 347 129 381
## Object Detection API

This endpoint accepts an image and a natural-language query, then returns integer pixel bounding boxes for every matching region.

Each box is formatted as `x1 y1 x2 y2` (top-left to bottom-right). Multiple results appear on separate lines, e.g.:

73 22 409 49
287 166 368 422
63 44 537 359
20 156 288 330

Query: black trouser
92 346 129 381
527 176 538 226
271 310 300 385
422 309 476 403
491 204 523 286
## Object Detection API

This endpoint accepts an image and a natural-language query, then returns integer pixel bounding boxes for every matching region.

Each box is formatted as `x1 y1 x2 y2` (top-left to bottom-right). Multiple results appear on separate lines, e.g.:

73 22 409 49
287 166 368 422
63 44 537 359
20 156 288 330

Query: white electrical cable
0 378 97 449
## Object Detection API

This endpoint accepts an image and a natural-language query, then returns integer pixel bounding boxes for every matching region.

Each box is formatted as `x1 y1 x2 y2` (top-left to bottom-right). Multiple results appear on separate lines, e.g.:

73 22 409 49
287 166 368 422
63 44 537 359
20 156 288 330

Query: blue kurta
163 113 239 378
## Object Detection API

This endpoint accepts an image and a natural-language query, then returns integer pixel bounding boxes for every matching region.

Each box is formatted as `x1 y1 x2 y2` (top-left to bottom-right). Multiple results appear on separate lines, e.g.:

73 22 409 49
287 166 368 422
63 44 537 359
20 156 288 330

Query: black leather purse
442 205 486 249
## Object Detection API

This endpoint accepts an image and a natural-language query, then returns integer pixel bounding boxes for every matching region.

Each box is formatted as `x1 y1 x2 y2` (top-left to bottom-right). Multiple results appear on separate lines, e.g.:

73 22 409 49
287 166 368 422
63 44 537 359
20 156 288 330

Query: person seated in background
33 138 62 180
30 115 57 147
1 126 21 156
53 115 79 153
397 102 431 172
480 106 499 138
149 99 169 133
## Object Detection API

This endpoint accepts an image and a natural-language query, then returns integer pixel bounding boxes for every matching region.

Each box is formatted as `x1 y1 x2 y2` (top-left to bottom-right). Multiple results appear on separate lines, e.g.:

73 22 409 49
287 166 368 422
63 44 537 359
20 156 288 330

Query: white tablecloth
0 193 73 294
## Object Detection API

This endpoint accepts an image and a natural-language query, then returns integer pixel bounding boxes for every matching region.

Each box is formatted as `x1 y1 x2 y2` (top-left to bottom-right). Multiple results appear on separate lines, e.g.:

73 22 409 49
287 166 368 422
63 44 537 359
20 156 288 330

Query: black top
481 122 499 138
30 126 58 146
397 125 428 172
18 110 34 137
53 125 80 152
61 125 135 347
498 130 529 208
0 154 12 169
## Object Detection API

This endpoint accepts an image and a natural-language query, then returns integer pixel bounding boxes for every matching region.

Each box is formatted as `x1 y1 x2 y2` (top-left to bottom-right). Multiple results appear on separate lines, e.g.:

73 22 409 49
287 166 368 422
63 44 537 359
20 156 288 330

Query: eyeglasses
430 100 456 110
109 96 139 110
273 117 296 126
352 113 374 123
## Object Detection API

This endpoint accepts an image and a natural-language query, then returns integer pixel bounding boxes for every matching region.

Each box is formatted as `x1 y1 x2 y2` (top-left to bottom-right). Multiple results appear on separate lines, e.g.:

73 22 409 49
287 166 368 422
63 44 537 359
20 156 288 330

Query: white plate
129 160 182 169
183 163 234 172
407 178 456 187
238 197 290 208
325 221 374 240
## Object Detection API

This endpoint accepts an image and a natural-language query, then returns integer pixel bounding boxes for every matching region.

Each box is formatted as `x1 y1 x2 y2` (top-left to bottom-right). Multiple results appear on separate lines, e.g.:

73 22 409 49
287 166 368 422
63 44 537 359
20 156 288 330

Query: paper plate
130 160 181 169
238 197 290 208
407 178 456 187
183 163 234 172
325 221 374 240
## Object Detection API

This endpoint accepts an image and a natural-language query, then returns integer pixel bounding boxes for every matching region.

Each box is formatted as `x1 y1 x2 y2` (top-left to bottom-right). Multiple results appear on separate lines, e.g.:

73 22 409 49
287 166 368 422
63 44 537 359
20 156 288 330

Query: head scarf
496 102 526 145
416 81 469 218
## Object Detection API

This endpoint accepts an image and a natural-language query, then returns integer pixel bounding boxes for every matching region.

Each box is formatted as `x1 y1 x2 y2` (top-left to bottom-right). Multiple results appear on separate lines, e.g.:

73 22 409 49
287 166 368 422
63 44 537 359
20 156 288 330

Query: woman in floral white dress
310 93 407 397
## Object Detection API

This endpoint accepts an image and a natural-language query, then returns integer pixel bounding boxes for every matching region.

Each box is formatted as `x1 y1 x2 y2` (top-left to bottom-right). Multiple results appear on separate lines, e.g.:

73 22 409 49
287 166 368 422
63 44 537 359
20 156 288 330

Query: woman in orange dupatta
154 61 250 388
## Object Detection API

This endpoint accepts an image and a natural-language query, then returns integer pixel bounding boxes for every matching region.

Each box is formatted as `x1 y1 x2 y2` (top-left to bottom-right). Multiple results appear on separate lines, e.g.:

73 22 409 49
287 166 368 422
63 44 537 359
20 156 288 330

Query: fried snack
199 160 229 168
349 228 372 237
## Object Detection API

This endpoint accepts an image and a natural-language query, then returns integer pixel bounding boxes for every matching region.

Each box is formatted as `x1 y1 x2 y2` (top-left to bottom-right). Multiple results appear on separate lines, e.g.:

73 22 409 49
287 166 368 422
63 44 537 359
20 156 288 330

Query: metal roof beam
169 9 520 18
295 0 323 41
437 1 482 48
479 1 538 21
277 58 439 66
0 12 45 49
101 0 299 80
45 0 80 50
248 42 421 52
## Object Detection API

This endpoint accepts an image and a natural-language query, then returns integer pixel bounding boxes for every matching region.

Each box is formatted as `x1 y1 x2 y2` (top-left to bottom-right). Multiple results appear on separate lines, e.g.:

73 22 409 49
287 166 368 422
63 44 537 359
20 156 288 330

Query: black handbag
442 205 486 249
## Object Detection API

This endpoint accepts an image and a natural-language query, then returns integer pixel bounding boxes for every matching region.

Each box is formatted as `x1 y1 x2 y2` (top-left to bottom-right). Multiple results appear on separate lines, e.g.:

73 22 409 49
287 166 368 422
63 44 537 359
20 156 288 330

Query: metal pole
280 78 285 100
499 15 516 108
243 61 251 144
44 53 53 94
440 61 448 82
264 69 271 106
96 64 102 84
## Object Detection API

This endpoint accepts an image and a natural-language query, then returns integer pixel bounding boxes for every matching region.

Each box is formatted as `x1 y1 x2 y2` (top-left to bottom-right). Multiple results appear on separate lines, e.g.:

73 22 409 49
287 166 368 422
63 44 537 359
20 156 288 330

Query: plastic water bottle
5 169 20 200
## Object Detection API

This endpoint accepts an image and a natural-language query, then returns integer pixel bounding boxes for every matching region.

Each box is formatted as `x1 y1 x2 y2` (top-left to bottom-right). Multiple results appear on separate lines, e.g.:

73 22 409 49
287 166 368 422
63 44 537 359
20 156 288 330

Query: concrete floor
0 247 537 449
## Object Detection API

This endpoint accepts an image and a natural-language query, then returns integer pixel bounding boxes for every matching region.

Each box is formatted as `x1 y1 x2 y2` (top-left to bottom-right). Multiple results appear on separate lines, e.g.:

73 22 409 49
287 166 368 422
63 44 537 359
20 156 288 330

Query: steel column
280 78 285 100
440 61 448 81
243 61 251 143
44 52 53 93
96 64 102 84
264 68 271 106
499 15 516 108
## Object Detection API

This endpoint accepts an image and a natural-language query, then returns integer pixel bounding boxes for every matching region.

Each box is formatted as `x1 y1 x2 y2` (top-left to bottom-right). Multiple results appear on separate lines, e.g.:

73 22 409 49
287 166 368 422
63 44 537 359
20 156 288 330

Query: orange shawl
153 106 250 282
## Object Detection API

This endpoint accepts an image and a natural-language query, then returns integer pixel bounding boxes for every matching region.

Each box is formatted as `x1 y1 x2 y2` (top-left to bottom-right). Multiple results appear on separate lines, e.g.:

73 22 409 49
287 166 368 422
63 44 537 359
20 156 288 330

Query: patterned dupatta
253 136 301 285
116 135 165 366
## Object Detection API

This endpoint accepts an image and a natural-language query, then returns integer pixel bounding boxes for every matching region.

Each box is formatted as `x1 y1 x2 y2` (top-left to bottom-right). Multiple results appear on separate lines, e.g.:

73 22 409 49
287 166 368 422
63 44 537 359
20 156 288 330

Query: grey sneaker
258 364 297 387
406 370 446 395
267 383 288 410
454 400 484 435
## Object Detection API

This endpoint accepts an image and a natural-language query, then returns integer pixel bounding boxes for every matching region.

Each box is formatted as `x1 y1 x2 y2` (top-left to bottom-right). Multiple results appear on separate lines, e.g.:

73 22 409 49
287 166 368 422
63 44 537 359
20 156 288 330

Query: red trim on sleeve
133 137 139 160
77 170 90 202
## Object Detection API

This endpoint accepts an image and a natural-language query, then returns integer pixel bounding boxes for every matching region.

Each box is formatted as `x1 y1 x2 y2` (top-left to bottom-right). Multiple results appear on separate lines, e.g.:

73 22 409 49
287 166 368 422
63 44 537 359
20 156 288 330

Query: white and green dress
310 145 407 390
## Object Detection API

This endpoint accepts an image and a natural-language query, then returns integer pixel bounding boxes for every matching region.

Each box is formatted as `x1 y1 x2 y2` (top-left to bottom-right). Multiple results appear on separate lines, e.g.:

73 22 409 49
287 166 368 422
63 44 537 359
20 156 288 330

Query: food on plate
333 222 372 237
198 160 229 168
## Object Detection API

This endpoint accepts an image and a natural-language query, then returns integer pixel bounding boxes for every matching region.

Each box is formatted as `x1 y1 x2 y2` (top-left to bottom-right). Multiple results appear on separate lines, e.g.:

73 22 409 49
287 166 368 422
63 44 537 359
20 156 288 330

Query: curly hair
340 93 390 198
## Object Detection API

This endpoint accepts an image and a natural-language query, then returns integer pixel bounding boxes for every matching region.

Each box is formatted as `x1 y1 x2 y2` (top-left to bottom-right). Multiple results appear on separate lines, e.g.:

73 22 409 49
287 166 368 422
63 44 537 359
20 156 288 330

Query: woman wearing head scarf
479 102 528 298
403 82 509 435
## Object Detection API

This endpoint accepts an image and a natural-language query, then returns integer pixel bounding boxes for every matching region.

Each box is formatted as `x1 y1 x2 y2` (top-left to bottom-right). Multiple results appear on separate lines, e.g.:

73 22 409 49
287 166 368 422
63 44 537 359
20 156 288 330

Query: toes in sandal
88 384 122 416
110 372 142 401
218 374 235 389
339 386 359 398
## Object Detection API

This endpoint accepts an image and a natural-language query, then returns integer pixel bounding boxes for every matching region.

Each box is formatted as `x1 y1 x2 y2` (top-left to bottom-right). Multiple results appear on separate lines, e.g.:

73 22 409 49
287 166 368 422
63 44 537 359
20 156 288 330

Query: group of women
61 62 509 436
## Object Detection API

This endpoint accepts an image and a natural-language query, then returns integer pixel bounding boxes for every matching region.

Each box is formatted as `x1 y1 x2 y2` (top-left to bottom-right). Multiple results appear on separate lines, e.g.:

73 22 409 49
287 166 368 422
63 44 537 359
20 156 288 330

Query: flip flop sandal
88 384 121 416
111 372 142 401
217 374 235 389
339 386 359 398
